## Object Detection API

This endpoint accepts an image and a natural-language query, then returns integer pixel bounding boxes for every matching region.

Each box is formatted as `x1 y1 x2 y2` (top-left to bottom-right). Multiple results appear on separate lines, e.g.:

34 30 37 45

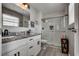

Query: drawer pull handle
29 39 33 41
14 54 17 56
29 46 33 49
18 52 20 56
37 41 40 45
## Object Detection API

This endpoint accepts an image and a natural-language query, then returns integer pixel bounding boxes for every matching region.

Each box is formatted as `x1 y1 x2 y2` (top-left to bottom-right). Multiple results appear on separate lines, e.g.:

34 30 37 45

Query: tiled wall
41 16 68 46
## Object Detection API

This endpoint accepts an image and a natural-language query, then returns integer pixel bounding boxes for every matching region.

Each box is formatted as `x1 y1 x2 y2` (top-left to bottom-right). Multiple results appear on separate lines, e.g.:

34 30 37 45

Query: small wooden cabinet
61 38 69 54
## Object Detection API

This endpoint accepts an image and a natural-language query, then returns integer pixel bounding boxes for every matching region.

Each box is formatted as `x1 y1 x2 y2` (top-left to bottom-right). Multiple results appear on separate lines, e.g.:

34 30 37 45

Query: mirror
2 3 30 27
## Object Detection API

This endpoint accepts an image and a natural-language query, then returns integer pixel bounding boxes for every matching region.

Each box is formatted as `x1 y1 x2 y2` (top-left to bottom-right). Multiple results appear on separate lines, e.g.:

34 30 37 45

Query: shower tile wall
42 16 68 47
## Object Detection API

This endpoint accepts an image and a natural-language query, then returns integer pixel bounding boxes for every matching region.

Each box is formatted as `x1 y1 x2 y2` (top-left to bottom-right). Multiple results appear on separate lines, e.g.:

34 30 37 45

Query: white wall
63 3 75 56
30 6 42 33
0 3 2 56
67 3 79 56
35 11 42 33
69 3 75 25
42 11 66 19
65 26 74 56
74 3 79 56
0 3 2 28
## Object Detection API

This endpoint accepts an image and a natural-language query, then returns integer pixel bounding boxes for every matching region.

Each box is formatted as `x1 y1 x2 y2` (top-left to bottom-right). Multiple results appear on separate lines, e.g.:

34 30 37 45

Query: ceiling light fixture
16 3 30 10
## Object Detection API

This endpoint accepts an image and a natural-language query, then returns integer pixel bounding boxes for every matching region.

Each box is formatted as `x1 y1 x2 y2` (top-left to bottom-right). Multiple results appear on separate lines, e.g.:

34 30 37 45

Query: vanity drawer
28 45 36 56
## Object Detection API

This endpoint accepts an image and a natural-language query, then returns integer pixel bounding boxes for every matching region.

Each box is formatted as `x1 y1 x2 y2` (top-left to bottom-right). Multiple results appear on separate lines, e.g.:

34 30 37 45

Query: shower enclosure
41 16 68 47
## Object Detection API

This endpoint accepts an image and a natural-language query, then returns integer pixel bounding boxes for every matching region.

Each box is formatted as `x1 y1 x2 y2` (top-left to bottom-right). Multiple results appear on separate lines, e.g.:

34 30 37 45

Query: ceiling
2 3 68 17
30 3 68 15
2 3 30 16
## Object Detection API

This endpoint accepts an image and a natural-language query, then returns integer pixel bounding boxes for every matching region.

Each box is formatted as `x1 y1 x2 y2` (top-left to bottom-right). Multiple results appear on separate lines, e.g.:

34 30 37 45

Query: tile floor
37 45 68 56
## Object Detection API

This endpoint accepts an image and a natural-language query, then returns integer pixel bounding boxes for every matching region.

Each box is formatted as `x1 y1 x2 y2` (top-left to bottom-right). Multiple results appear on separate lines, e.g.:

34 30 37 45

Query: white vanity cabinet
3 45 28 56
27 35 41 56
2 38 29 55
3 49 17 56
2 35 41 56
34 37 41 55
2 38 29 56
3 48 19 56
16 45 28 56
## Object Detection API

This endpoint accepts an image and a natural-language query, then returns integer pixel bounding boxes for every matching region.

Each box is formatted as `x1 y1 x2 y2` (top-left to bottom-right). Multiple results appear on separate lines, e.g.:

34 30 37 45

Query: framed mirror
2 3 30 27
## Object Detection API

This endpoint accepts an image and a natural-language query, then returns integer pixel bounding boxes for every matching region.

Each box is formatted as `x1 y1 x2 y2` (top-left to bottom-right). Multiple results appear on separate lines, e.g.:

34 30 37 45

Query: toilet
41 39 48 49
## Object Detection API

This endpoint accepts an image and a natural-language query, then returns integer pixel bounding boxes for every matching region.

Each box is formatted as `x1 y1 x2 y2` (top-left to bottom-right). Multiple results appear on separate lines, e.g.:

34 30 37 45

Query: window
3 14 19 27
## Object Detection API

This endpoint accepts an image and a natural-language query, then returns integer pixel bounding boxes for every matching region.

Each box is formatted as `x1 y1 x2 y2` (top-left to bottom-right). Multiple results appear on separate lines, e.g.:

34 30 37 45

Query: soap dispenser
4 29 8 36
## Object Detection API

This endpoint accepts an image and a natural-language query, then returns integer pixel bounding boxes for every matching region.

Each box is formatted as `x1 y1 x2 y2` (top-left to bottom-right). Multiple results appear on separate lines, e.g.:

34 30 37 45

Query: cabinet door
28 45 36 56
34 38 41 55
19 45 28 56
3 45 28 56
3 49 18 56
28 35 41 56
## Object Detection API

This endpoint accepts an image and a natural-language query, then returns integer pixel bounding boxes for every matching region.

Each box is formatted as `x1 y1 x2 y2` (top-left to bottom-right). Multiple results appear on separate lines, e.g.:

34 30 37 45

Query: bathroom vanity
2 34 41 56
